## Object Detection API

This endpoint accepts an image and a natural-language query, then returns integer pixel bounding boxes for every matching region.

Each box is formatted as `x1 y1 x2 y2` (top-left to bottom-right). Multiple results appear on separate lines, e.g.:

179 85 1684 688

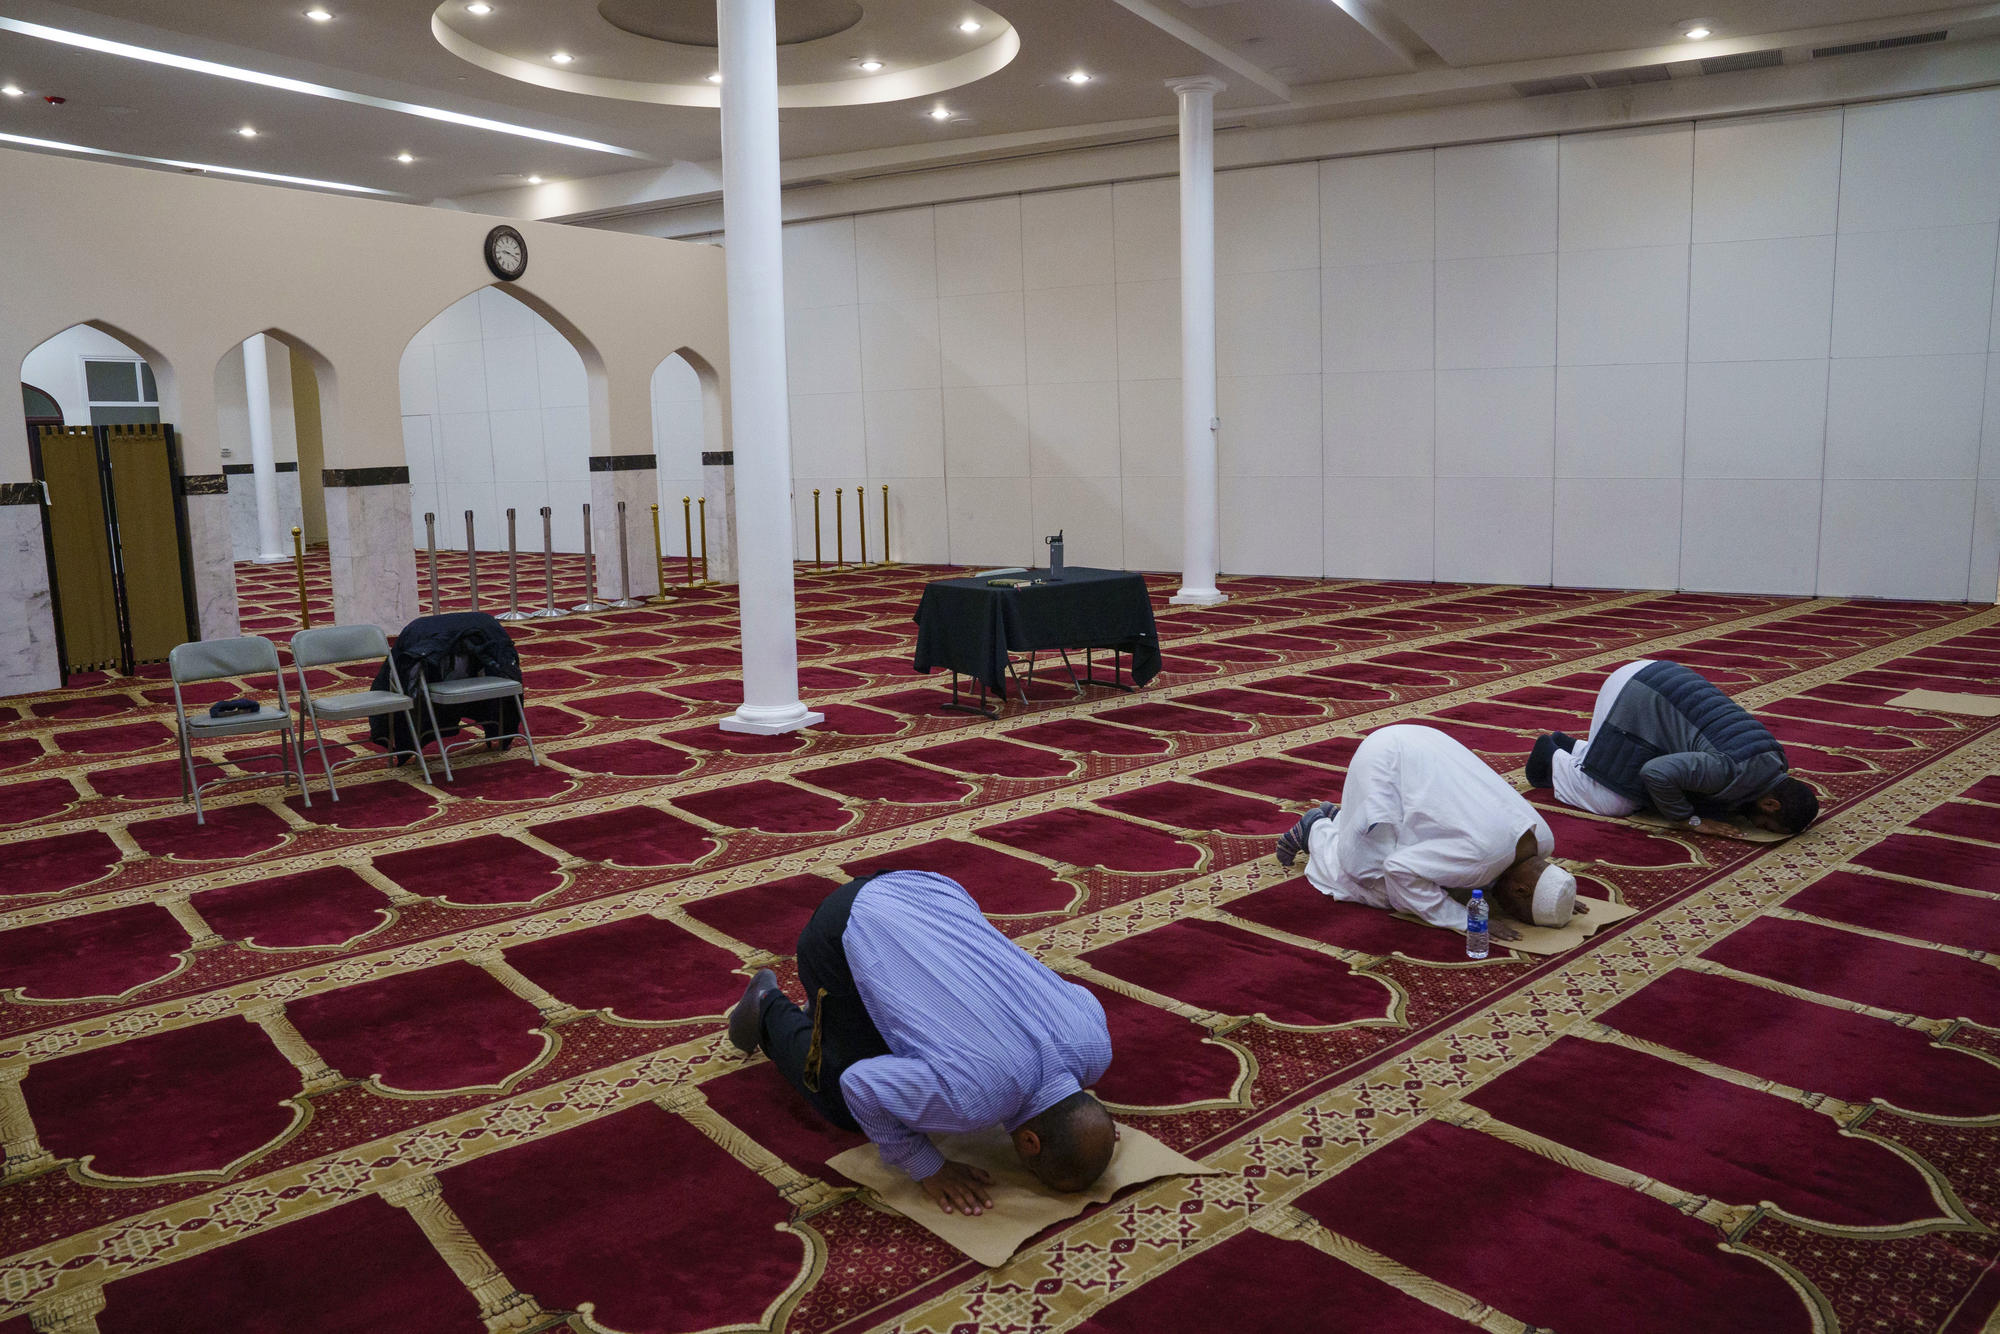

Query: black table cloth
911 567 1162 695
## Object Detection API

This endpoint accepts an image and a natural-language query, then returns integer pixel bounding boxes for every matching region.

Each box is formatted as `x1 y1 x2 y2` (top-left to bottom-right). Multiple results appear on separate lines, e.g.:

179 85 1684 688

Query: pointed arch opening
650 347 725 567
212 331 337 578
397 284 602 557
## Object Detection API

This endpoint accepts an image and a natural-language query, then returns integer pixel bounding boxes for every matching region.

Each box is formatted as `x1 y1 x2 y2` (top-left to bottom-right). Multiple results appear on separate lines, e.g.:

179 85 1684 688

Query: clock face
485 225 528 280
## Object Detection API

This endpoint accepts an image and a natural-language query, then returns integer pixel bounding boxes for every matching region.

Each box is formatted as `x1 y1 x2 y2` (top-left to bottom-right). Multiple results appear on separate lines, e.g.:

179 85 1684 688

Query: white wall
399 288 596 554
775 86 2000 601
19 325 151 425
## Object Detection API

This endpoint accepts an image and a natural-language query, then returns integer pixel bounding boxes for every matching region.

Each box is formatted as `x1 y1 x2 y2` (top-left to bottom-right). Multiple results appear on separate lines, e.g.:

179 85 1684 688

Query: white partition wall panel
399 289 593 553
767 87 2000 601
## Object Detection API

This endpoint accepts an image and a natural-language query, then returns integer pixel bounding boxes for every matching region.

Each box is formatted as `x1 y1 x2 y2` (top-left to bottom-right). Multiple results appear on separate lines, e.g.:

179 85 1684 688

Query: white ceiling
0 0 1995 211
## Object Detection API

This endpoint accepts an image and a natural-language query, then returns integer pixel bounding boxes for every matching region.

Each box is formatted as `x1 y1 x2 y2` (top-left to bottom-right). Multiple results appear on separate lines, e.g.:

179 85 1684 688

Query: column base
252 553 291 565
719 704 825 735
1170 587 1229 606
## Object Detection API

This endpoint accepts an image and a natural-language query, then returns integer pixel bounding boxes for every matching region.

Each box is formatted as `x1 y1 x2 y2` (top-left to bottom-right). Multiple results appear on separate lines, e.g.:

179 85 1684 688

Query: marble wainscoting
588 456 665 600
0 486 60 697
224 464 303 562
324 470 419 631
700 450 739 584
181 476 241 641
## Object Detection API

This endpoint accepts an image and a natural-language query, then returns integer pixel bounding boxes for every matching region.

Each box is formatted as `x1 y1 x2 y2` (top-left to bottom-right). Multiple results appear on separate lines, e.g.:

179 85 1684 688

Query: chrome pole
496 507 532 621
424 512 440 614
574 502 611 611
464 509 479 610
532 505 562 618
609 499 643 608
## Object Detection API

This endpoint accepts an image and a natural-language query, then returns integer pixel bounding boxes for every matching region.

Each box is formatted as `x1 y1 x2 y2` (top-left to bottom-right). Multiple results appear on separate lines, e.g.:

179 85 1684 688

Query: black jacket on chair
368 612 525 756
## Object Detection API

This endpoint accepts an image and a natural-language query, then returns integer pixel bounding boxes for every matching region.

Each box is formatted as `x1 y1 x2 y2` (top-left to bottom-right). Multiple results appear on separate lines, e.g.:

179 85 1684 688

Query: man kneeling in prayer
727 870 1116 1215
1525 658 1819 835
1274 723 1580 943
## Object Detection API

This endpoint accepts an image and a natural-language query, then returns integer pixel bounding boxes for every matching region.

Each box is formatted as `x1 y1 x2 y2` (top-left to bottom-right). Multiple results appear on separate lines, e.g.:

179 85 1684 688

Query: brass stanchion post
856 483 869 567
681 496 695 587
881 484 891 565
812 488 823 567
834 487 846 568
290 526 310 628
697 496 711 585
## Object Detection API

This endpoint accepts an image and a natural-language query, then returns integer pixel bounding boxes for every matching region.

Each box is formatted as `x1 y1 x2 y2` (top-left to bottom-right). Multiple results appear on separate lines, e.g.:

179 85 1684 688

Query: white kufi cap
1532 864 1577 928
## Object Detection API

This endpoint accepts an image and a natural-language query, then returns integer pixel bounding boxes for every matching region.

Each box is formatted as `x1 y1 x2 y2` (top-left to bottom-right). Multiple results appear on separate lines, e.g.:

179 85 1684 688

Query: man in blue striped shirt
728 870 1116 1215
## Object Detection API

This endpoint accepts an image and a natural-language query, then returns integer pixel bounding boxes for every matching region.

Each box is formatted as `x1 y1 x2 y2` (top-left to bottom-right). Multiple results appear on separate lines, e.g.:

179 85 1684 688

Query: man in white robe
1274 724 1579 942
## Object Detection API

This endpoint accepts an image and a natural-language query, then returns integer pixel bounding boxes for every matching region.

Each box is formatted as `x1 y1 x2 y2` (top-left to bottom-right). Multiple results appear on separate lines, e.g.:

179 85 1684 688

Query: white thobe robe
1304 723 1553 931
1549 659 1653 817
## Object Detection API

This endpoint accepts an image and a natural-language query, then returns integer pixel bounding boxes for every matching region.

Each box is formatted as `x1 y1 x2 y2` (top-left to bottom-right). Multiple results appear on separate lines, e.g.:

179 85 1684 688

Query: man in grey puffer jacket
1525 659 1818 835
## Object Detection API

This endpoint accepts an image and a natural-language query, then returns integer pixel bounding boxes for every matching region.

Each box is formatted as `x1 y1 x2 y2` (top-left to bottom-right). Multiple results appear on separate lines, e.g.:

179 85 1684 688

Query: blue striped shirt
838 870 1112 1181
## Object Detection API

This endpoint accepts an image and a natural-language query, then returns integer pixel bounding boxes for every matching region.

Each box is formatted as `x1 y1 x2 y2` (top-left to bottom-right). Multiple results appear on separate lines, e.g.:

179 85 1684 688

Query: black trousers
757 876 891 1132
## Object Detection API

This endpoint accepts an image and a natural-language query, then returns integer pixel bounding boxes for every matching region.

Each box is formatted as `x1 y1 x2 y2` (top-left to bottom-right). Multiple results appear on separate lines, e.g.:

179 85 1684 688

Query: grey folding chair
290 624 433 800
168 636 310 825
413 667 540 781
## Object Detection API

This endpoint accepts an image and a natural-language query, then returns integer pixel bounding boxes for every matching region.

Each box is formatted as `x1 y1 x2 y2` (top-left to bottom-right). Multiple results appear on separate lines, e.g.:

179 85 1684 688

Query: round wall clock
484 224 528 281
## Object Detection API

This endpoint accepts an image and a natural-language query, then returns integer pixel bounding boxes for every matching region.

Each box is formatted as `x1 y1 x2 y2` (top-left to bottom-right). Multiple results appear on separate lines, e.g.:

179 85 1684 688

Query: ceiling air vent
1589 63 1672 87
1514 74 1594 97
1813 29 1946 57
1699 49 1783 74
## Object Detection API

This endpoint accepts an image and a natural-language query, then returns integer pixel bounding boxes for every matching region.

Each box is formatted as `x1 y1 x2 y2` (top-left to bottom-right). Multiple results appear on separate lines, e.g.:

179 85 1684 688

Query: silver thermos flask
1046 529 1065 580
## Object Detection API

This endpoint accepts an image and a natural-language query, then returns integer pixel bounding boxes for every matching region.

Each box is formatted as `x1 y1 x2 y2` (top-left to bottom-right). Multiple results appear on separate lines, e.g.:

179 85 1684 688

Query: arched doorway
397 285 598 560
21 324 161 429
650 349 725 574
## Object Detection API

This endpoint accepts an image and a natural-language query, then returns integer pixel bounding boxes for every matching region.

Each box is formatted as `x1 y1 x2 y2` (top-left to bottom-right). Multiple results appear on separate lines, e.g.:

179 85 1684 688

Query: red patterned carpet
1 550 1998 1333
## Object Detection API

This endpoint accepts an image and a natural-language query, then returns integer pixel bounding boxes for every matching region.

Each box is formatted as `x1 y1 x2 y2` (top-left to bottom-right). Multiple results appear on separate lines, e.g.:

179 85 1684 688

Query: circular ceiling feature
596 0 865 48
431 0 1016 109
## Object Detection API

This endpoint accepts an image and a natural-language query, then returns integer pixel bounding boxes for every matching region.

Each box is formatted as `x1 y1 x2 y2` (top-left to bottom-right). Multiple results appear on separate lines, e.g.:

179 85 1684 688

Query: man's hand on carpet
1488 920 1523 942
921 1161 994 1215
1573 900 1590 914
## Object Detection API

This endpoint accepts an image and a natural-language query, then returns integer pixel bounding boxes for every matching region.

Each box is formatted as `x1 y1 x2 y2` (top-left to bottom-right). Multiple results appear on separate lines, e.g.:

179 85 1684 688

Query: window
21 384 61 421
84 357 160 426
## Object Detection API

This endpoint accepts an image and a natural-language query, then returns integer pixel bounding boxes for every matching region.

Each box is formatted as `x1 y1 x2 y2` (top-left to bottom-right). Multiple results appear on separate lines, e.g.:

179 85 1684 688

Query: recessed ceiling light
305 8 332 21
1683 25 1712 38
1065 70 1091 84
527 174 543 184
238 125 258 137
550 51 573 64
929 106 951 120
0 14 640 157
0 129 391 193
858 59 883 72
0 85 21 97
957 19 982 33
396 151 414 163
706 71 722 83
466 2 491 13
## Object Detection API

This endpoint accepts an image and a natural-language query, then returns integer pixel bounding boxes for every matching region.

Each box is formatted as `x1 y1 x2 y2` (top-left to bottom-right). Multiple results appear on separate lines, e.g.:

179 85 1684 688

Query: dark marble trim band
0 481 43 505
322 466 410 488
222 461 299 475
701 451 734 467
180 473 229 496
588 454 659 473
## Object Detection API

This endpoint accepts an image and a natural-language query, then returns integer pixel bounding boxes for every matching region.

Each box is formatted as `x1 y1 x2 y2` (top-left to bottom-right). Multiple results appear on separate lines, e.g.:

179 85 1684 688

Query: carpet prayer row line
0 551 1995 1333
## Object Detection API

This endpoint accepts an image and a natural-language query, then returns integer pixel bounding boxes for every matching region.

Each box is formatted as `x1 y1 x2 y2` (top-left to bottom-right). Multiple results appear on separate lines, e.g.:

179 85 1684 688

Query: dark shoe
1275 802 1338 869
1525 732 1576 789
728 968 779 1054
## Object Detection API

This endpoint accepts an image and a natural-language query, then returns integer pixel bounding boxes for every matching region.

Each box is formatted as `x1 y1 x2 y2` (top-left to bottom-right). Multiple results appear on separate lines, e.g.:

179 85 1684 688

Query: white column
1168 76 1229 607
243 334 288 564
717 0 821 735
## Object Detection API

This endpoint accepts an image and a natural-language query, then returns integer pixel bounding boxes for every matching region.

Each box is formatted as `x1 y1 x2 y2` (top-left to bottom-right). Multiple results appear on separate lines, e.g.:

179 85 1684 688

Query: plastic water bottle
1466 889 1489 959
